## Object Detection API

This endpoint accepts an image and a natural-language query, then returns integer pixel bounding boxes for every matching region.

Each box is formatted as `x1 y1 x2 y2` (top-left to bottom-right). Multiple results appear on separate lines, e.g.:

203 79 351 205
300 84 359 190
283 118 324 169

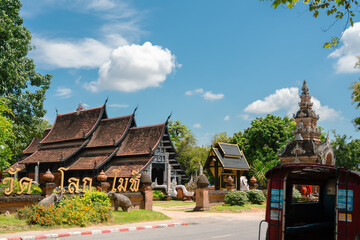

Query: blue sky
21 0 360 145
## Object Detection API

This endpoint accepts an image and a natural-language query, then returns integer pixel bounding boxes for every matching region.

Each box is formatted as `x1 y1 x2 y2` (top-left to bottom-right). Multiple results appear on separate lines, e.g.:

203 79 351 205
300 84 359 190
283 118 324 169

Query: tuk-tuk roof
265 164 359 179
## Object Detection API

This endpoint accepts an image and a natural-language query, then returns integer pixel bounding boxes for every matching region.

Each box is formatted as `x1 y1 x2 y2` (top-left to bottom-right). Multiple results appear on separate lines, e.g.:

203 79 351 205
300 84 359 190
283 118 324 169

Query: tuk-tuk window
292 184 320 203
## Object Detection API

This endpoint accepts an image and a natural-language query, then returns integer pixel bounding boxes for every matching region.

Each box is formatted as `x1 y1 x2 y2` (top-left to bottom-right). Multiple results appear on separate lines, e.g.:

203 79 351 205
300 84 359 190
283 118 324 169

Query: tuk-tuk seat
285 221 333 235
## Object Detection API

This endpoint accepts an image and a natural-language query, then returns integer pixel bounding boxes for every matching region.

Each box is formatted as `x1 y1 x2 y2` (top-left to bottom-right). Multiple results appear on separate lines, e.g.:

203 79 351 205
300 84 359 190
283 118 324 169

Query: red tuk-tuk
260 164 360 240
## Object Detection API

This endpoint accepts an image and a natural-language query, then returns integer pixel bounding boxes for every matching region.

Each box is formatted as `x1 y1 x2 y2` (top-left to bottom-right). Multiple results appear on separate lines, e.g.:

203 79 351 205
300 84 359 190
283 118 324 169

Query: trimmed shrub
292 188 302 203
224 191 248 206
247 189 266 204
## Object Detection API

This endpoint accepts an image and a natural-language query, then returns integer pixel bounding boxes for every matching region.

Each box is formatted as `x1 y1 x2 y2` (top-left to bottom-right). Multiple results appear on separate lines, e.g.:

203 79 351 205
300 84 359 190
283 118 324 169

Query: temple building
204 142 250 190
279 81 335 165
10 103 187 189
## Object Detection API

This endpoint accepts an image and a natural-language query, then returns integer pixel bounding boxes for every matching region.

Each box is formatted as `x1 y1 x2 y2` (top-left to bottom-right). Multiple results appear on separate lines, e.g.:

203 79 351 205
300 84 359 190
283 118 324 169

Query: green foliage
168 120 196 154
263 0 358 48
81 190 111 207
0 179 42 195
350 81 360 130
18 191 111 227
17 206 31 220
0 0 52 163
23 205 59 226
292 188 302 203
168 120 210 177
153 190 165 199
0 97 14 169
211 132 231 146
224 191 248 206
178 146 210 177
57 192 111 226
247 189 266 204
229 115 296 187
331 131 360 170
250 159 279 187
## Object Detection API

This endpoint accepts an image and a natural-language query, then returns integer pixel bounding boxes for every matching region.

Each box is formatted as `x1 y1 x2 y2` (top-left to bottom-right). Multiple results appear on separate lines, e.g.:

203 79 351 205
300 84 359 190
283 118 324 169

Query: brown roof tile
41 106 105 144
4 161 26 173
23 128 51 155
105 156 152 178
68 155 110 170
116 124 165 156
87 115 133 148
22 145 82 163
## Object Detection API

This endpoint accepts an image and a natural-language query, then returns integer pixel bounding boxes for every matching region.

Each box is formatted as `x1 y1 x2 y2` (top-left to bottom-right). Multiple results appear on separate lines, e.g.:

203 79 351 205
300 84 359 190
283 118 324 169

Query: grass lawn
112 209 169 224
153 200 195 208
0 209 169 234
209 202 266 213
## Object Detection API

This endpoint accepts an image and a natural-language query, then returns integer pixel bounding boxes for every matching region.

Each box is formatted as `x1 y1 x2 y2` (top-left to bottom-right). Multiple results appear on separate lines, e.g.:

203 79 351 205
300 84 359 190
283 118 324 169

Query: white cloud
245 88 299 114
185 88 204 96
224 115 230 121
237 114 252 121
85 42 177 92
25 0 141 69
55 87 72 99
193 123 202 129
329 22 360 73
244 87 340 121
203 91 224 101
82 103 90 108
108 104 129 108
186 88 224 101
32 37 113 69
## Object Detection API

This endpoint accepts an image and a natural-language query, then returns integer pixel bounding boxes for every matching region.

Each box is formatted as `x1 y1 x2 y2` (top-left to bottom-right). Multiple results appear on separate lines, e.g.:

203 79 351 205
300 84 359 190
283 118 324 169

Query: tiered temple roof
13 103 187 182
279 81 335 165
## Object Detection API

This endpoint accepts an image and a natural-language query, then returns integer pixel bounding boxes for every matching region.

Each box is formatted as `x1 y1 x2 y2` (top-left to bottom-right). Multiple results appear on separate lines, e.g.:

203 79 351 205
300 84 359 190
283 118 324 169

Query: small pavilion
204 143 250 190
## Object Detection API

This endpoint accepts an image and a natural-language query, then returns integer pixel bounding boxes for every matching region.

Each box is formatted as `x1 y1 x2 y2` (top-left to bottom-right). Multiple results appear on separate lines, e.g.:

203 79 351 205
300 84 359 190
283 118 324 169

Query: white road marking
211 234 233 238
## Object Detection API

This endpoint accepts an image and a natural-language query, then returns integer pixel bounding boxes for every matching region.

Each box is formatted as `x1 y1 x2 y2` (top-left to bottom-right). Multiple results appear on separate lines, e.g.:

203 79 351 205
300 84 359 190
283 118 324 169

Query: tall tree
168 120 196 154
229 115 296 186
262 0 359 48
331 131 360 170
230 114 296 167
167 120 210 177
0 0 51 162
0 97 15 170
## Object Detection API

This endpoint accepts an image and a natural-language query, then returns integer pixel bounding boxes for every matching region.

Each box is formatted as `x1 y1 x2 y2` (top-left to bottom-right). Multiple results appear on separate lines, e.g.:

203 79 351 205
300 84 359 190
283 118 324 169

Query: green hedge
224 191 248 206
246 189 266 204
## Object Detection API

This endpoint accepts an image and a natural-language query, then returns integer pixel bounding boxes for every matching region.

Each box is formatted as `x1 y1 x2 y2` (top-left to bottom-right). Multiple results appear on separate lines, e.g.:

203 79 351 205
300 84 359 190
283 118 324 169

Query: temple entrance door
152 163 165 185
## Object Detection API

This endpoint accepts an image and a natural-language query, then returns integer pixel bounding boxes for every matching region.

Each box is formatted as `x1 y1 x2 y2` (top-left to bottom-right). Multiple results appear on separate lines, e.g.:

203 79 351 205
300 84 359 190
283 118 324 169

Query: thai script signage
2 167 141 195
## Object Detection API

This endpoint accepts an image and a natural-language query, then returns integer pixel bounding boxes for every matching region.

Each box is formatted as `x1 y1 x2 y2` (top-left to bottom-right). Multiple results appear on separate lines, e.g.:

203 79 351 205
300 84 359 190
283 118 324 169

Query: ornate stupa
279 81 335 165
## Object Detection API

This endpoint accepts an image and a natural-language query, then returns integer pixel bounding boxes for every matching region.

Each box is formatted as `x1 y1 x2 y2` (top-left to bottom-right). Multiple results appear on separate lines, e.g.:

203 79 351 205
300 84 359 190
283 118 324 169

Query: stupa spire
293 81 321 142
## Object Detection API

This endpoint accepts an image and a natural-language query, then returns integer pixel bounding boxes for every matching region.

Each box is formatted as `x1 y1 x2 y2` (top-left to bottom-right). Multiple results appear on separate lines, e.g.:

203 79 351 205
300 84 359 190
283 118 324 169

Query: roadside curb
2 222 187 240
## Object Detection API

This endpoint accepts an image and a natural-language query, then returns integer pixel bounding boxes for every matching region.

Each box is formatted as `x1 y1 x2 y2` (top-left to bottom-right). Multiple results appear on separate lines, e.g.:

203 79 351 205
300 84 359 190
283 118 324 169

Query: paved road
64 215 268 240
